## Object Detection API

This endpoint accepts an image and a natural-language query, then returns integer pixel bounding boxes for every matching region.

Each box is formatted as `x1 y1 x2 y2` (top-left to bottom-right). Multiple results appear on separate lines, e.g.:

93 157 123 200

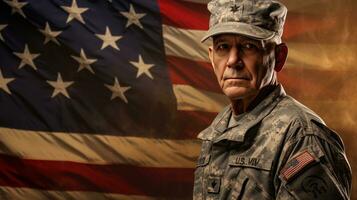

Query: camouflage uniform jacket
193 84 351 200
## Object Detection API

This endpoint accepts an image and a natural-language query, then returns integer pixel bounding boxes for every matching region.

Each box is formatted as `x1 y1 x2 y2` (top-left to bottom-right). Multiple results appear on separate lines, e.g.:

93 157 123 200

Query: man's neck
231 84 278 115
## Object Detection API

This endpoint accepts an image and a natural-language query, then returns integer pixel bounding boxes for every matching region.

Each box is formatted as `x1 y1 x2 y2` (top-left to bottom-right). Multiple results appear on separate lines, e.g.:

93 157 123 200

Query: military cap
201 0 288 42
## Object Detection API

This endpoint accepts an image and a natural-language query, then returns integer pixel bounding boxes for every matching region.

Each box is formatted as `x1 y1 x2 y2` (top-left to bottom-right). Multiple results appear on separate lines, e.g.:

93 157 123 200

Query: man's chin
224 84 260 99
223 88 253 100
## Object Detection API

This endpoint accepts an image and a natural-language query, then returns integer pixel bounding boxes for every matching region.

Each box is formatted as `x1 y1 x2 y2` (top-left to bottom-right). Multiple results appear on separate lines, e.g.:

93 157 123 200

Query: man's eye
215 44 229 51
241 43 258 50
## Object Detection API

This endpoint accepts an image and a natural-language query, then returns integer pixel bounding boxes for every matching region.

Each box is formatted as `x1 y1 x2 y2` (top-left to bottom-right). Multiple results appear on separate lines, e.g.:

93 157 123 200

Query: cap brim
201 22 275 43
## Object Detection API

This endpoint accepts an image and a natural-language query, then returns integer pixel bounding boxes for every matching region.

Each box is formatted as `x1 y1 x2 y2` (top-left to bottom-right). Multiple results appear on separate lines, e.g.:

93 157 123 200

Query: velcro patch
281 151 316 181
284 163 346 199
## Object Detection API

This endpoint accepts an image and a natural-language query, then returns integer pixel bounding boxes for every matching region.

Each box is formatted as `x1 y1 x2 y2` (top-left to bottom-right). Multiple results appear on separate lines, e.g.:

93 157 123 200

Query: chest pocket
195 141 211 169
228 154 275 200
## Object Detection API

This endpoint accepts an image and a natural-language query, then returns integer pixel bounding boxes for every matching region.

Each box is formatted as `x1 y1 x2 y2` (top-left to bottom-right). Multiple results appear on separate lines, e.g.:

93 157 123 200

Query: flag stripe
167 55 221 93
161 16 357 71
162 24 209 61
173 84 229 112
158 0 209 30
0 186 157 200
282 151 315 180
0 154 194 197
175 110 217 139
162 23 357 70
0 127 200 168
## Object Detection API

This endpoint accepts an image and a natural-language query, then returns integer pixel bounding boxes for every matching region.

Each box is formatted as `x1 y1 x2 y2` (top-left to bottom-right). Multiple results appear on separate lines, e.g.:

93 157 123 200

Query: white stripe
173 84 229 112
162 25 357 70
0 127 200 168
162 24 209 61
0 187 157 200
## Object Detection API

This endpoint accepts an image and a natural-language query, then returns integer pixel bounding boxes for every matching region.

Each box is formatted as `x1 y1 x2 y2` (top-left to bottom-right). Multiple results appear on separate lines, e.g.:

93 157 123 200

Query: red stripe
0 154 194 198
282 151 314 180
157 1 337 40
175 110 217 139
167 55 222 93
158 0 209 30
167 57 353 101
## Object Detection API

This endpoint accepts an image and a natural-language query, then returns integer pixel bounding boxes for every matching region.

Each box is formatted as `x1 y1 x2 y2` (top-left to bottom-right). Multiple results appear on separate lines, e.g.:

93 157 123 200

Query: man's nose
226 46 243 69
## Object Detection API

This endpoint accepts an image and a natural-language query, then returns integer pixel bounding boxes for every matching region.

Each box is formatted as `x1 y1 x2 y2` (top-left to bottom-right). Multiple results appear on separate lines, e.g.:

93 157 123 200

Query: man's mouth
224 76 249 80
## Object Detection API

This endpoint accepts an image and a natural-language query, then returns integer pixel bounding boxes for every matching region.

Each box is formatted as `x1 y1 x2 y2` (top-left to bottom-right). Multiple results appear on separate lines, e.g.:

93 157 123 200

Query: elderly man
193 0 352 199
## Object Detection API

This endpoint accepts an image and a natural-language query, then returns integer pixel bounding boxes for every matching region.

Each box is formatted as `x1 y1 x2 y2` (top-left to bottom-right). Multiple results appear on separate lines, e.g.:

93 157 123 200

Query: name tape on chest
236 157 260 167
229 156 272 171
281 151 316 181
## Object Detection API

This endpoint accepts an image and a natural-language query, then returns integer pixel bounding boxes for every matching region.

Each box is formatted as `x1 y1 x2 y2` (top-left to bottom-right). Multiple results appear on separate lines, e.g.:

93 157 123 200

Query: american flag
281 151 315 181
0 0 356 199
0 0 220 199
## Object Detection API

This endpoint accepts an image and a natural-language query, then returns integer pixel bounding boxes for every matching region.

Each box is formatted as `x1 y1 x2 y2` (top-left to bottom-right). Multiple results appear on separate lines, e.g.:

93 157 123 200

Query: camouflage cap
201 0 287 42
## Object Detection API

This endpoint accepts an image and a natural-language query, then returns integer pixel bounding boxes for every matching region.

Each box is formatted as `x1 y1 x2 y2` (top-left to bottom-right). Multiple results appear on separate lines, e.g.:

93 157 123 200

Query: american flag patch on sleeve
281 151 316 181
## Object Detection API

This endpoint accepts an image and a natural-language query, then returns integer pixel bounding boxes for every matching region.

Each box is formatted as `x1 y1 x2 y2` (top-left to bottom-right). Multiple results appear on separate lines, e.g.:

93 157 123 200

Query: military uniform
193 85 351 199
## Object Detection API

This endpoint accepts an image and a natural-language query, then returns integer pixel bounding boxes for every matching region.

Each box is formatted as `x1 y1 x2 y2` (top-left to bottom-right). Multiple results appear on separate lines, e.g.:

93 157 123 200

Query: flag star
13 44 40 70
4 0 28 18
0 70 15 95
71 49 97 74
39 22 62 45
105 77 130 103
96 26 122 50
61 0 88 24
0 24 7 41
47 73 74 99
130 55 155 79
120 4 146 29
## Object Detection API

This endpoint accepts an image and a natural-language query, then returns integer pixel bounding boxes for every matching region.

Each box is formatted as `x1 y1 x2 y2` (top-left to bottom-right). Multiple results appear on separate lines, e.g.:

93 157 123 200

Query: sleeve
275 120 352 200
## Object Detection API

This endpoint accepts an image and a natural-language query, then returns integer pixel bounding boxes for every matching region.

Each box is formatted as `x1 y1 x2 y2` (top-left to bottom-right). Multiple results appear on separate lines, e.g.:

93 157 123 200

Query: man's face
209 34 276 101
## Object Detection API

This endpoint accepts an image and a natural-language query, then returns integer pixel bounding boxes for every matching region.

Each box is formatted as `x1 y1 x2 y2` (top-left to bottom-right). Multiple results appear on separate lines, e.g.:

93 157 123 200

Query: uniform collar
198 84 286 142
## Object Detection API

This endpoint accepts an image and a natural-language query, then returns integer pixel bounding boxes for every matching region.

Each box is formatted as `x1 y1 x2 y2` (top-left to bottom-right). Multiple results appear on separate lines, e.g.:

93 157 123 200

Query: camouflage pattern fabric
202 0 287 42
193 85 351 199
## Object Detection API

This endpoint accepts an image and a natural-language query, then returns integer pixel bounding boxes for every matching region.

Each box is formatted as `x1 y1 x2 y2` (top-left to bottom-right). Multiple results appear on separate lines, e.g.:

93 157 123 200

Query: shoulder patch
282 160 347 200
281 151 316 181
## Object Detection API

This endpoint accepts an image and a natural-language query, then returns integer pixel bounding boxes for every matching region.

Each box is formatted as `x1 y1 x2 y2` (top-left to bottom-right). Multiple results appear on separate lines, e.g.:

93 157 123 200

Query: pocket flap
196 154 211 167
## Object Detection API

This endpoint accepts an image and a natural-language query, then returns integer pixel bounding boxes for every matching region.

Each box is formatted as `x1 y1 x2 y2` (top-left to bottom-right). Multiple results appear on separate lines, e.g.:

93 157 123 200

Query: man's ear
274 43 288 72
208 46 215 71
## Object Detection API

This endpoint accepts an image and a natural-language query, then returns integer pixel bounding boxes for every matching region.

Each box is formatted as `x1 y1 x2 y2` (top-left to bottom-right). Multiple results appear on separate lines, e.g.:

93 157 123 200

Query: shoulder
272 95 325 127
273 97 352 199
276 95 350 169
270 95 345 147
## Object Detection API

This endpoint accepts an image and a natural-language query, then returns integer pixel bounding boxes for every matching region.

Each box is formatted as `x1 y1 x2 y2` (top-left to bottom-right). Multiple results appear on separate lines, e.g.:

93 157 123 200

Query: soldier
193 0 352 199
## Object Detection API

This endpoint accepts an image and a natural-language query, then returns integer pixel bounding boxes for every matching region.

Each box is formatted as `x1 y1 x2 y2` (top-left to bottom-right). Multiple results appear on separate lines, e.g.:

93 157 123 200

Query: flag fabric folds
0 0 217 199
0 0 356 199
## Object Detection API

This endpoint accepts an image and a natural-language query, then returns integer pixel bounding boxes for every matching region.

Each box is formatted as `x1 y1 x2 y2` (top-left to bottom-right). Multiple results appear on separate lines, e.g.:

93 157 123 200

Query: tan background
279 0 357 198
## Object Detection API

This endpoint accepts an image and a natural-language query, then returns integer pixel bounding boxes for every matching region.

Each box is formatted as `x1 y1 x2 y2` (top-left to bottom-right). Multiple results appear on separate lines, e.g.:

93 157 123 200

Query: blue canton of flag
0 0 215 199
0 0 178 138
